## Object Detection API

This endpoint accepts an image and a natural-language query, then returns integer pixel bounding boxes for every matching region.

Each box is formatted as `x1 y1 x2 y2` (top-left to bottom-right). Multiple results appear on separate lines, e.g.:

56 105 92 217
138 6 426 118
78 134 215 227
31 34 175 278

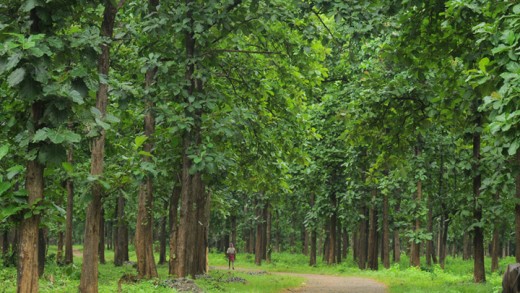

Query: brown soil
281 272 387 293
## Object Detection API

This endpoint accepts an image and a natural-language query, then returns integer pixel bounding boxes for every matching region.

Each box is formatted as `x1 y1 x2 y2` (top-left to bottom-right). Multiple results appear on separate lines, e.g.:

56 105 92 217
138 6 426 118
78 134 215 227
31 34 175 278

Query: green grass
0 246 509 292
207 251 505 293
0 246 303 293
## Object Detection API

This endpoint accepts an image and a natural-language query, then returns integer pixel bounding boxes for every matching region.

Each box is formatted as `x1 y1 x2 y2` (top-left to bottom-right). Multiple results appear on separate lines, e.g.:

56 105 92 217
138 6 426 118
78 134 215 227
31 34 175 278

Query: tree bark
135 65 159 279
64 145 74 265
367 189 378 270
57 230 64 265
159 200 168 265
357 205 368 269
168 176 180 275
266 204 272 263
114 195 128 266
309 193 317 266
327 192 338 264
491 193 500 272
255 200 264 266
98 209 105 265
382 193 390 269
342 227 349 260
17 101 45 293
79 2 119 291
473 115 485 283
426 193 434 266
38 228 46 277
515 148 520 263
410 143 422 267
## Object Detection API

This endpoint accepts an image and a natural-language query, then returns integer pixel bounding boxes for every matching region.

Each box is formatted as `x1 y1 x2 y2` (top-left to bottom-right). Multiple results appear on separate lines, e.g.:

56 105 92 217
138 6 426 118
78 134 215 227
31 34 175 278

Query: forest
1 0 520 292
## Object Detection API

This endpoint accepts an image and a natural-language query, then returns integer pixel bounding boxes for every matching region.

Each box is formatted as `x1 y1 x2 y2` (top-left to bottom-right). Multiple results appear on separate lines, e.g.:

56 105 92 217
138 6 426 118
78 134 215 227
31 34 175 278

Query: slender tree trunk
327 192 337 264
491 193 500 272
342 227 348 260
336 220 342 264
473 116 485 283
358 205 368 269
99 209 105 264
57 230 64 265
426 193 434 266
159 200 167 265
79 2 119 291
393 230 400 263
515 148 520 263
367 189 378 270
439 207 449 269
411 143 422 267
17 101 45 293
64 145 74 265
255 200 264 266
38 228 46 277
463 232 470 260
114 195 128 266
168 176 181 275
135 69 159 278
382 193 390 269
309 193 317 266
266 204 272 263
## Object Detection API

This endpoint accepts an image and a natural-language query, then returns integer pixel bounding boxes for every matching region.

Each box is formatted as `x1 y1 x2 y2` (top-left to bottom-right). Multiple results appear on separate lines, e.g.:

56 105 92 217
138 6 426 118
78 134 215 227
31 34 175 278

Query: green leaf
134 135 148 150
62 162 73 173
0 53 22 75
7 67 26 87
0 182 12 196
0 145 8 161
32 128 49 142
47 129 65 144
478 58 489 73
509 141 519 156
21 0 42 12
95 118 111 130
6 165 24 180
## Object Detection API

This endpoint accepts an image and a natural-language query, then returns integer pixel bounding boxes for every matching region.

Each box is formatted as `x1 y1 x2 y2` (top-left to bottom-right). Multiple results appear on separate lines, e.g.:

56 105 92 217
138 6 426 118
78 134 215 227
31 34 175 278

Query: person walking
226 243 236 270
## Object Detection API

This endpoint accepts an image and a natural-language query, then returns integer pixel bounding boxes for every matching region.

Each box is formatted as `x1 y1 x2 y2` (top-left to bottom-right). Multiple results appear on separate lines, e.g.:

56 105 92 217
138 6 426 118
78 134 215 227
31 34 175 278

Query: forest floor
212 266 387 292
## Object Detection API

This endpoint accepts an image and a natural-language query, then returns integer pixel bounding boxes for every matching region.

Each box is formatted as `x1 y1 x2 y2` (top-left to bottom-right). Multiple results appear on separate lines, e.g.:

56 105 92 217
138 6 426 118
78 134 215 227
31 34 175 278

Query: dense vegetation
1 0 520 292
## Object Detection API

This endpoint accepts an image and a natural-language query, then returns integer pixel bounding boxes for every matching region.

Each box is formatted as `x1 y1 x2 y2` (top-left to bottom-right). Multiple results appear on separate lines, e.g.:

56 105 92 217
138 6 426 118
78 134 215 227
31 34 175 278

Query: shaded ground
211 266 387 293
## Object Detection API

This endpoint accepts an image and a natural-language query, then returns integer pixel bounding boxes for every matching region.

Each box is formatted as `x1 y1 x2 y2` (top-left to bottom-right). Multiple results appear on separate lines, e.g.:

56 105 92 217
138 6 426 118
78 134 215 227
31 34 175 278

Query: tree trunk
168 175 181 275
439 207 449 269
231 216 237 246
64 145 74 265
327 192 337 264
255 200 264 266
266 204 272 263
473 117 485 283
38 228 46 277
114 195 128 266
57 230 64 265
426 193 434 266
309 193 317 266
357 205 368 269
336 221 342 264
463 232 471 260
411 143 422 267
79 2 119 292
99 208 105 265
367 189 378 270
515 148 520 263
159 200 168 265
382 193 390 269
17 101 45 293
393 229 400 263
491 193 500 272
342 227 349 260
135 66 159 279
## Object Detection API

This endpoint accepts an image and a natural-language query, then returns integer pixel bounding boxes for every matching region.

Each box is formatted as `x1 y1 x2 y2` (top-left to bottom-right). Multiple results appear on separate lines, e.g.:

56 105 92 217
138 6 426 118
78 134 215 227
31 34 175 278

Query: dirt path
72 248 82 257
211 266 387 293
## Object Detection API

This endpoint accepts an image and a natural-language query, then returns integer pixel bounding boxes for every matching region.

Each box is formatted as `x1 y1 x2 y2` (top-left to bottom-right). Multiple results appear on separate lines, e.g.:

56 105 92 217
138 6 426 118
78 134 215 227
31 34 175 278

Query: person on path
226 243 236 270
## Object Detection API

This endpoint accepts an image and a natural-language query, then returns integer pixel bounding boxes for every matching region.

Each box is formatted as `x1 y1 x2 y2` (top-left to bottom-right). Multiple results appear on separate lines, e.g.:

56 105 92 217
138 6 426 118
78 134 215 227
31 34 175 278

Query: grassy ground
0 246 302 293
0 246 507 292
209 251 505 293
